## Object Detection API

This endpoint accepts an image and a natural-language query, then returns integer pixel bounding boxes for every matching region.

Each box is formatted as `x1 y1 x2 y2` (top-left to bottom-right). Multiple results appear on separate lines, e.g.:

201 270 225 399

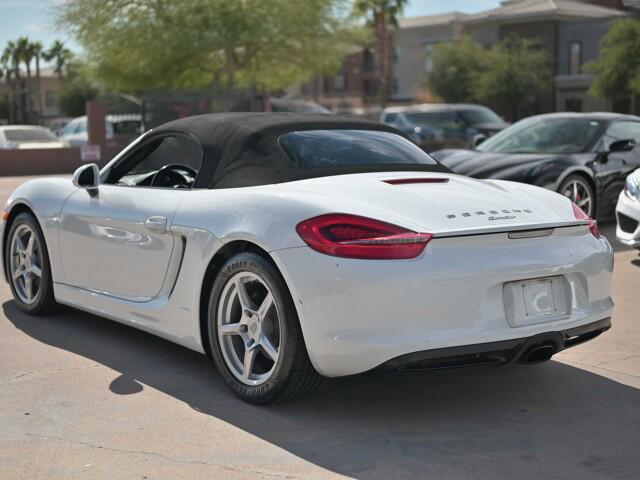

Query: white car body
1 115 614 382
616 168 640 248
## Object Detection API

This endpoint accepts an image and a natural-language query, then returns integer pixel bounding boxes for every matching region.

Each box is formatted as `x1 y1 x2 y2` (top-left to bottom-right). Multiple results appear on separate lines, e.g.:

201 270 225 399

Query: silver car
379 103 508 152
59 114 142 146
0 125 68 149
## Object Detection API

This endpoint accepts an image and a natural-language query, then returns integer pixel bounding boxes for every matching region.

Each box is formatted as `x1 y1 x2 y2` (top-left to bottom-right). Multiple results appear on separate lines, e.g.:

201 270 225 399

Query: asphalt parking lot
0 175 639 480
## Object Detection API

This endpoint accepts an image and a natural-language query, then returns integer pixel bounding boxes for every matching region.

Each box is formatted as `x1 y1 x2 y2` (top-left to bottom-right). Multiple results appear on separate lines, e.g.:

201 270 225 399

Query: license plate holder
503 276 570 327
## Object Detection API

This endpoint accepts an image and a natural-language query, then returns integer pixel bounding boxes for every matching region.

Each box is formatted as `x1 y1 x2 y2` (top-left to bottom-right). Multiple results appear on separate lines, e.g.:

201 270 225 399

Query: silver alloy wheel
9 224 43 305
217 271 282 386
561 178 593 217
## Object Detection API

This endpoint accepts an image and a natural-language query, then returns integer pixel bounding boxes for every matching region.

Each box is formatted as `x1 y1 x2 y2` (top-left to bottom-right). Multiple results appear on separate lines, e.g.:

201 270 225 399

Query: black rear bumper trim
375 317 611 372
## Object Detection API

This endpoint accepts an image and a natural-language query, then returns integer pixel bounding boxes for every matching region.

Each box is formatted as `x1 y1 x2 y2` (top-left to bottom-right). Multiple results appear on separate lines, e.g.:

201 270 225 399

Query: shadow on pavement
599 220 631 253
4 301 639 479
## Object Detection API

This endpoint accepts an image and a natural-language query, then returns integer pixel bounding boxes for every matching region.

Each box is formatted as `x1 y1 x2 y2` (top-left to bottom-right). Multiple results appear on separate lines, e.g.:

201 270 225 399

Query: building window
334 72 345 92
392 77 399 95
569 42 582 75
45 91 56 108
393 47 400 64
424 44 435 74
363 49 375 72
565 98 583 112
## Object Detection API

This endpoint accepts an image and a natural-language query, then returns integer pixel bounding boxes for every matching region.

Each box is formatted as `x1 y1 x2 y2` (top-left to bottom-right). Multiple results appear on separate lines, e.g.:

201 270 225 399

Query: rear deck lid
285 172 584 235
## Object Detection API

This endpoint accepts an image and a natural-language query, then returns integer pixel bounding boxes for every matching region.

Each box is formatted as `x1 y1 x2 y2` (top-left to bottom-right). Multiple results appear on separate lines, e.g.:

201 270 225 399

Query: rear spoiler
432 221 591 239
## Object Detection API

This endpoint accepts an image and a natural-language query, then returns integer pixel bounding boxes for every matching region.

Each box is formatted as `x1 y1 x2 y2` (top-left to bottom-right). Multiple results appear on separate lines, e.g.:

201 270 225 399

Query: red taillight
296 214 432 259
571 202 600 239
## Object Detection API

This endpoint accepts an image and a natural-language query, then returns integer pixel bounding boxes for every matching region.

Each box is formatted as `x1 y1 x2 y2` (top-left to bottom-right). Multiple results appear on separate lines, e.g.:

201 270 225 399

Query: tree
32 41 44 123
57 63 99 117
354 0 407 107
1 41 21 123
57 0 361 94
587 19 640 111
427 36 488 103
0 53 11 122
16 37 35 122
474 35 551 120
43 40 73 79
427 35 550 120
0 67 9 120
0 90 8 121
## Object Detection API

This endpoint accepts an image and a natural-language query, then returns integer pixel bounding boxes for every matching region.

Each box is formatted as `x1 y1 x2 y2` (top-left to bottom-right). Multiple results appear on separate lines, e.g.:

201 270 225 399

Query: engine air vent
383 178 449 185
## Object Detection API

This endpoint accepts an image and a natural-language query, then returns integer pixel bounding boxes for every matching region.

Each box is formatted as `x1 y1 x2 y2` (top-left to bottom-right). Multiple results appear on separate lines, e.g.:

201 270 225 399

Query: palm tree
16 37 34 123
2 41 22 123
44 40 73 79
354 0 407 107
0 59 11 123
31 41 44 124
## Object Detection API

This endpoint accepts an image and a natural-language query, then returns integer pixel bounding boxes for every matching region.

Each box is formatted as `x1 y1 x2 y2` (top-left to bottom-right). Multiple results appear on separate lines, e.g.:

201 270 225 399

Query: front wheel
559 174 595 218
207 252 321 404
5 212 58 314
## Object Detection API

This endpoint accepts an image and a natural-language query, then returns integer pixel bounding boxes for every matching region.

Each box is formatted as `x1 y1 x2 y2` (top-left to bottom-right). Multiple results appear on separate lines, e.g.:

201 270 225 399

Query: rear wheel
5 212 57 314
207 252 321 404
559 174 595 217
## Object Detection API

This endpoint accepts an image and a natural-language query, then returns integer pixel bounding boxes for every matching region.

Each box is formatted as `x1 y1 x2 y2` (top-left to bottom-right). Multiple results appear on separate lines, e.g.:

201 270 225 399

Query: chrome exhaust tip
521 345 556 365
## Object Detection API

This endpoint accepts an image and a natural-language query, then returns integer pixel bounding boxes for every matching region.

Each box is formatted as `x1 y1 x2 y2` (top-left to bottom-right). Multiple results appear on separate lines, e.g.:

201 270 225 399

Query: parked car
379 104 507 151
616 168 640 248
1 113 612 404
0 125 68 149
270 98 331 114
48 118 72 137
59 114 143 146
230 96 332 114
432 113 640 219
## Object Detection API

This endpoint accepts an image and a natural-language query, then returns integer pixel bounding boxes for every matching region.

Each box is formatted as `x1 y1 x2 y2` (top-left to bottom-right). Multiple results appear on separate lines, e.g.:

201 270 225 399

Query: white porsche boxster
1 113 614 404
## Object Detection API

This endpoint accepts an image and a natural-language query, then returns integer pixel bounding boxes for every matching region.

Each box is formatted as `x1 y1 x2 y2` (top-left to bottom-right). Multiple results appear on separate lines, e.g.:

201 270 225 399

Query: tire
207 252 321 404
558 174 595 218
4 212 58 315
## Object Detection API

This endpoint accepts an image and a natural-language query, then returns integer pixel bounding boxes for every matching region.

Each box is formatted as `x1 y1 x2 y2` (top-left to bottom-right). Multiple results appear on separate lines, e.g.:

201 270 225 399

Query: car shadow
4 301 640 479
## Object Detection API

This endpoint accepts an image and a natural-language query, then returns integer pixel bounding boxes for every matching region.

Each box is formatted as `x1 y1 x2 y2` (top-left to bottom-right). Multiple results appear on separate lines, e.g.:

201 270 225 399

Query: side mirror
72 163 100 190
608 138 636 153
472 133 487 148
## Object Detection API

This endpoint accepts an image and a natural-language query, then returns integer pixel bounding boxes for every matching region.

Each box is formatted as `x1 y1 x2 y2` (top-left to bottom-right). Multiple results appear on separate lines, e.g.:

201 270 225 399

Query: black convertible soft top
150 112 449 188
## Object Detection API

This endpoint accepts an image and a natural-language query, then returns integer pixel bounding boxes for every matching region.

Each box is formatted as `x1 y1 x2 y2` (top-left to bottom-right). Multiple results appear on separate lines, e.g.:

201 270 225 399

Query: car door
58 134 203 301
596 120 640 214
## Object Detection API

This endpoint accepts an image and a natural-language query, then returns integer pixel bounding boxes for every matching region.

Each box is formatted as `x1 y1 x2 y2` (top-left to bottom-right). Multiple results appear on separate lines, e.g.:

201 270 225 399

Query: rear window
279 129 438 168
457 108 503 126
112 120 142 135
382 113 398 123
4 128 57 142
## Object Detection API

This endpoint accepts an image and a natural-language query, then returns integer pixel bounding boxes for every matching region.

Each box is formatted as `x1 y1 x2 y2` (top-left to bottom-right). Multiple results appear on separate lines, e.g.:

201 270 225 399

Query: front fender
1 177 78 283
491 157 594 193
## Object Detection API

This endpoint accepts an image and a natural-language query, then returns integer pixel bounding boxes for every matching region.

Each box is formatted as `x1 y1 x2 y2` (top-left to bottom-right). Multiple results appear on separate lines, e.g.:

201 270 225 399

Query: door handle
144 216 167 233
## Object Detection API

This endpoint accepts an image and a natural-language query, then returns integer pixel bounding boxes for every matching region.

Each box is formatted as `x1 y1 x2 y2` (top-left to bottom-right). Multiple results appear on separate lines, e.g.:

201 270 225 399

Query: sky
0 0 502 55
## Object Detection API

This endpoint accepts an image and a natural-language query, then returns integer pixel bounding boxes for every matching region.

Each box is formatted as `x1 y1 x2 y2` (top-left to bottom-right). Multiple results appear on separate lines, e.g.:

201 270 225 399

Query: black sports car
432 113 640 219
